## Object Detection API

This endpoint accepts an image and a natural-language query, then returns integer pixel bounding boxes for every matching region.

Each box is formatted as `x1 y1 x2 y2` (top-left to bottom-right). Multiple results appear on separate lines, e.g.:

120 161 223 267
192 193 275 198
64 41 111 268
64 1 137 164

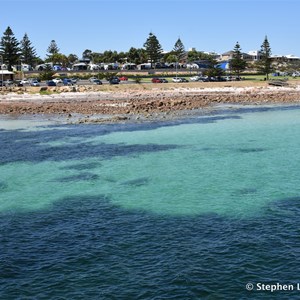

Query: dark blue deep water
2 197 300 299
1 106 300 299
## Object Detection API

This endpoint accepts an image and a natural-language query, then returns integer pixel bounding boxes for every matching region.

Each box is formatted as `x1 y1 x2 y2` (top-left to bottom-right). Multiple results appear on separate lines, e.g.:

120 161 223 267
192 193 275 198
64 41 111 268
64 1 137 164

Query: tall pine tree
47 40 60 61
0 26 20 71
229 42 247 77
143 32 163 68
173 38 186 62
256 36 272 80
20 33 37 67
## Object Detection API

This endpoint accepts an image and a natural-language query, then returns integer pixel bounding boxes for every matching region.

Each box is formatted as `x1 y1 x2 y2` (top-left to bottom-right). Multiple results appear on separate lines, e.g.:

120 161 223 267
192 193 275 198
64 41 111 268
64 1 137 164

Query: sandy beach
1 81 300 123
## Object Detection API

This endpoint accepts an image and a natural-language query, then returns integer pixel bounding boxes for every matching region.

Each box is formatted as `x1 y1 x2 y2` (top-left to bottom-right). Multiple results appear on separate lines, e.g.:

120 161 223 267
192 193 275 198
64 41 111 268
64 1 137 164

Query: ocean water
1 106 300 299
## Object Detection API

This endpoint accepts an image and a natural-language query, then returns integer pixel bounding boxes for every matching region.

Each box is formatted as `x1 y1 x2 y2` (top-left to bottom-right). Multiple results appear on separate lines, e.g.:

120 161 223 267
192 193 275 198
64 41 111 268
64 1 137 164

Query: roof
222 51 234 56
285 54 300 59
0 70 14 74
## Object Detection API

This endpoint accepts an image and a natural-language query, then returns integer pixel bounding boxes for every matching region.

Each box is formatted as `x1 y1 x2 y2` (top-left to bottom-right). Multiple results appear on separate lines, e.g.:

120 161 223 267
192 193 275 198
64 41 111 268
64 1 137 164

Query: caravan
88 63 101 71
12 64 32 72
35 63 53 71
104 63 119 70
122 63 137 70
137 63 151 70
72 63 88 71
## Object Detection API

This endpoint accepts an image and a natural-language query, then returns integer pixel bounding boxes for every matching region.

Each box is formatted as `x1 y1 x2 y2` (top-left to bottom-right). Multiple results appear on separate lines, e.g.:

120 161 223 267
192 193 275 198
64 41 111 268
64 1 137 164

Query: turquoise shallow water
1 105 300 299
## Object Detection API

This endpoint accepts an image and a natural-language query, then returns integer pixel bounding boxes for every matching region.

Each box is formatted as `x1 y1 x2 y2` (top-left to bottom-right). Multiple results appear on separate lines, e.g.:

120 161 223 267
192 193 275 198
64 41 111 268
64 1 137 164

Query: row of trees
144 33 274 79
0 28 78 71
79 34 210 67
0 26 210 70
230 37 272 79
0 25 273 78
0 27 37 70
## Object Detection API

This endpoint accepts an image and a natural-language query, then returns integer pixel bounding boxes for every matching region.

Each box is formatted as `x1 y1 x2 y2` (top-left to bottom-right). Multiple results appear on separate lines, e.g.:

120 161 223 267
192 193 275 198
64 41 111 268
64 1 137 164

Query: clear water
1 106 300 299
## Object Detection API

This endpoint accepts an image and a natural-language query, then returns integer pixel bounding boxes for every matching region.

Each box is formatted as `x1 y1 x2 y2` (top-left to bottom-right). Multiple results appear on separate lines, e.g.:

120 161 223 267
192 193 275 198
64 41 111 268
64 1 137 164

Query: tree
187 50 211 62
165 53 178 64
67 53 78 65
124 47 148 65
47 40 59 56
102 50 119 63
47 53 68 67
256 36 272 80
173 38 186 62
127 47 139 64
82 49 92 60
187 49 200 62
204 57 224 78
118 51 127 63
143 32 163 68
20 33 37 67
229 42 247 77
90 52 102 64
39 64 55 81
0 26 20 70
136 48 147 64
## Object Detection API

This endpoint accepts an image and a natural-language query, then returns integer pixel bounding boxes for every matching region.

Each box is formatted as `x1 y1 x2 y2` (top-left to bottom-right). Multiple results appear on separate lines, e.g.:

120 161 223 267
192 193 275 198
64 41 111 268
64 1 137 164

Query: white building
285 54 300 61
247 50 262 61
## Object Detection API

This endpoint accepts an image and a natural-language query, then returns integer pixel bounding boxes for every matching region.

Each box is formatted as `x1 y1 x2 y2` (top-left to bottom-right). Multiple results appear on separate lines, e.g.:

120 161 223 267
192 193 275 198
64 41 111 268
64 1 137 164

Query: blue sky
1 0 299 59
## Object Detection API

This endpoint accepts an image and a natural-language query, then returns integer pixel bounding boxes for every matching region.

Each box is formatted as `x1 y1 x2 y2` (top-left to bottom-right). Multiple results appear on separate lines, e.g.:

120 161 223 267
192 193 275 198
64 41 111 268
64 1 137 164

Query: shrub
133 75 142 84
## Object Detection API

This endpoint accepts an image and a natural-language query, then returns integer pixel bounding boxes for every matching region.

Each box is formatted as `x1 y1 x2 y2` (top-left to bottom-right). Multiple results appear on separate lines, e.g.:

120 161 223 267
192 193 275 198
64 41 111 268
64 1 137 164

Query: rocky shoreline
1 83 300 123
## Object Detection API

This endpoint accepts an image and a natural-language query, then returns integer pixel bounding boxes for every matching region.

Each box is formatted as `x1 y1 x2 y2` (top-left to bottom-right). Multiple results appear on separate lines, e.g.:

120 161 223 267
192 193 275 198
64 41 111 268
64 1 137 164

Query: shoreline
1 82 300 124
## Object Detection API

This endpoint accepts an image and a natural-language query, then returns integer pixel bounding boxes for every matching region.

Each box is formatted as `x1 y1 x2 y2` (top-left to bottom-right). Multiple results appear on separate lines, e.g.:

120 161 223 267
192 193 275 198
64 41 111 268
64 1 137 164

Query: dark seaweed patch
234 188 257 196
121 177 149 187
55 172 99 182
0 181 8 191
0 138 179 164
60 162 101 171
197 147 217 152
237 148 266 153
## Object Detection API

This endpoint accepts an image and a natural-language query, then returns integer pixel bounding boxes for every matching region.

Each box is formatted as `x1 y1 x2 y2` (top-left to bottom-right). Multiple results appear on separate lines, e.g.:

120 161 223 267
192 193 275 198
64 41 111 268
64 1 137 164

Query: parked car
4 79 14 86
20 79 30 85
152 77 162 83
30 80 40 87
118 76 128 81
28 78 39 84
190 76 202 82
52 78 62 84
89 77 97 82
47 80 56 86
71 78 79 84
160 78 168 83
15 80 23 86
91 79 102 85
109 77 120 84
0 80 4 87
63 78 73 86
172 77 189 83
172 77 182 83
